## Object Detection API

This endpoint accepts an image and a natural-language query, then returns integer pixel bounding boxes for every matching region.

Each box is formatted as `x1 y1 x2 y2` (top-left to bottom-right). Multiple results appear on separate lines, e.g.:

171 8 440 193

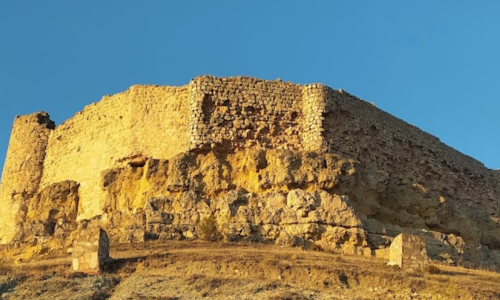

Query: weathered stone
388 233 428 272
71 227 110 274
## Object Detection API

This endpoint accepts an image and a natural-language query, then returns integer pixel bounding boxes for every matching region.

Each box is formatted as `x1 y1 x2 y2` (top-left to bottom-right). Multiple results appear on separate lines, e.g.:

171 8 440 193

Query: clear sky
0 1 499 174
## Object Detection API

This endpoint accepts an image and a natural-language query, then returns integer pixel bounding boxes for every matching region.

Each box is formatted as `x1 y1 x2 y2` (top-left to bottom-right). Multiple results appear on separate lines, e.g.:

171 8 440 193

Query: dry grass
1 240 499 299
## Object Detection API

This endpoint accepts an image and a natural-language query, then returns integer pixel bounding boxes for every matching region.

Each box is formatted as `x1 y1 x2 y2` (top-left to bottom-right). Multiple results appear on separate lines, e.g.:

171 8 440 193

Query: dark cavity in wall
202 94 215 123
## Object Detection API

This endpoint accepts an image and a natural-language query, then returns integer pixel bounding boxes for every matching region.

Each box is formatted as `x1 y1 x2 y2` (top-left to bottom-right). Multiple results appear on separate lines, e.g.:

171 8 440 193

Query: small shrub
309 243 324 252
279 253 298 262
332 255 345 263
261 257 279 268
269 291 309 300
423 264 441 274
0 263 8 275
198 216 222 242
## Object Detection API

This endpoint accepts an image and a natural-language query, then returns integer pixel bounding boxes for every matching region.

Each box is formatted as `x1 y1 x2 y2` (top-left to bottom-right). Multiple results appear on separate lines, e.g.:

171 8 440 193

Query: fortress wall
323 87 491 176
129 85 190 159
0 112 54 243
188 76 304 151
40 85 189 220
41 92 135 219
322 87 499 217
301 85 328 151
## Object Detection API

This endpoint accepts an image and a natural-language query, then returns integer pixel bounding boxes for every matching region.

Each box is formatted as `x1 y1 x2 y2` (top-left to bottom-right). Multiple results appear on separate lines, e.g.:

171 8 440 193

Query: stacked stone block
188 76 304 151
0 112 54 244
388 233 428 272
72 228 110 274
301 84 328 151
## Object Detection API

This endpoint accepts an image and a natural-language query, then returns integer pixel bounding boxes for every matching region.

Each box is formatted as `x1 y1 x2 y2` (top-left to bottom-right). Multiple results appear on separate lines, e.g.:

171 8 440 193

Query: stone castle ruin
0 75 499 269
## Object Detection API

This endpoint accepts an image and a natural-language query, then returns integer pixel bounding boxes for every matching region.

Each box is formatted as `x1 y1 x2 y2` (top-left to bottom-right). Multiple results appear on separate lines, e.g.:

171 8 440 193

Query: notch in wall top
35 112 55 128
14 111 55 130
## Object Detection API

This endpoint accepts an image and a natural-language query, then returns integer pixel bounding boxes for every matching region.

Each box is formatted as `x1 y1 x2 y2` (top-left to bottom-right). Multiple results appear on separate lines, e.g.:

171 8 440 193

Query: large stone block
71 227 110 274
388 233 428 272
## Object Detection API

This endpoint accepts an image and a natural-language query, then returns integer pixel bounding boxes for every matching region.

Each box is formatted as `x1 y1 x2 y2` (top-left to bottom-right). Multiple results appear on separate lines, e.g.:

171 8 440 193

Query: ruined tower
0 112 54 243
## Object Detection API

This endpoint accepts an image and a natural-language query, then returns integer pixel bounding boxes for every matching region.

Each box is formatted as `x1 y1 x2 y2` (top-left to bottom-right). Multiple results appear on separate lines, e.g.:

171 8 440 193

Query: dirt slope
1 241 499 300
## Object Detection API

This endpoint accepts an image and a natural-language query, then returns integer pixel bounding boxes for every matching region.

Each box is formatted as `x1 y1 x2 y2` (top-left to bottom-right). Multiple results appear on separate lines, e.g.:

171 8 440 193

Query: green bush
199 216 222 242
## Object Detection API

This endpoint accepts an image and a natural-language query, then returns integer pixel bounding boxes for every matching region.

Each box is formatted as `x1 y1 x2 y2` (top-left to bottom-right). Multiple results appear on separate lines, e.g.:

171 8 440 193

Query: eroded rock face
6 149 500 270
100 149 497 268
0 181 80 260
22 181 79 244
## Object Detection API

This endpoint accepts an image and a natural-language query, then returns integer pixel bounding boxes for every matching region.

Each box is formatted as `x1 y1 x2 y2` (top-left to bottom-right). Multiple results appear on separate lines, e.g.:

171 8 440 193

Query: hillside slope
8 149 499 270
1 241 499 300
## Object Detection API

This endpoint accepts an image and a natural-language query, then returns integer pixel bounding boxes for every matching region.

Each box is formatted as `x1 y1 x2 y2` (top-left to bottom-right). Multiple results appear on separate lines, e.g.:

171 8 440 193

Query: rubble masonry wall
188 76 310 151
321 86 499 221
0 112 54 243
40 85 189 219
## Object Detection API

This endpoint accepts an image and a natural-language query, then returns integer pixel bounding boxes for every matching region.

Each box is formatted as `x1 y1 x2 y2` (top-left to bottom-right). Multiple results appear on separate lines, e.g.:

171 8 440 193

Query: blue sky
0 1 499 172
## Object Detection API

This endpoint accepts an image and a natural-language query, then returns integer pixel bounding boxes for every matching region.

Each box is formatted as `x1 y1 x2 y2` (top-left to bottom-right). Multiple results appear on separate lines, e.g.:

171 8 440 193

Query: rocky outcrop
5 148 499 270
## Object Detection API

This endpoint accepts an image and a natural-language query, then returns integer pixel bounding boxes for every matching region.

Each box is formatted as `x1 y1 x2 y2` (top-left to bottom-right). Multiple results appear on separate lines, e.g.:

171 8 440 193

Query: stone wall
301 84 328 151
41 91 134 219
0 112 54 244
40 85 189 219
322 87 490 176
320 86 499 237
129 85 190 159
188 76 305 151
71 227 110 273
388 233 428 271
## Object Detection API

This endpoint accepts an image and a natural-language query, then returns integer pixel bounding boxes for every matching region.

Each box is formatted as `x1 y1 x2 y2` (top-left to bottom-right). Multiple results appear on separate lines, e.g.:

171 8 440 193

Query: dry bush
261 257 279 268
308 243 324 252
0 275 27 295
423 264 442 274
199 216 222 242
269 291 310 300
0 263 10 276
332 255 345 263
281 253 298 261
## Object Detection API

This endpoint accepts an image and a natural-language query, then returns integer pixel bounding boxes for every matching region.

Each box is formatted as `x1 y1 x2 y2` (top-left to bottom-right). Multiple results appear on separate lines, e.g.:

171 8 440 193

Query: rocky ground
14 149 500 272
1 241 499 300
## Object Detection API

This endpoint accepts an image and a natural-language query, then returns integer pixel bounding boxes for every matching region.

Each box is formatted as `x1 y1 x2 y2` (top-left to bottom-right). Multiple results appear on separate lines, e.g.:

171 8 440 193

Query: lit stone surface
0 75 497 247
0 112 54 244
71 227 110 274
388 233 428 272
